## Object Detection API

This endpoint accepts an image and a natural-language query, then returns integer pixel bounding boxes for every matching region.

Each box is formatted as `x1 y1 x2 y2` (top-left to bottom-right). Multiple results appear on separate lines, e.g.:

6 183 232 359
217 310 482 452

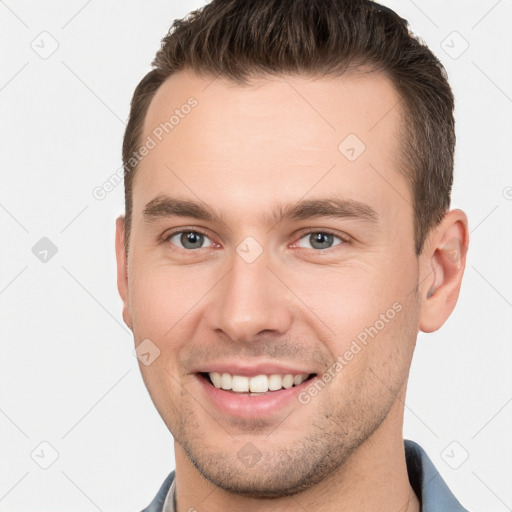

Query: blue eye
167 230 214 250
296 231 344 250
163 229 346 252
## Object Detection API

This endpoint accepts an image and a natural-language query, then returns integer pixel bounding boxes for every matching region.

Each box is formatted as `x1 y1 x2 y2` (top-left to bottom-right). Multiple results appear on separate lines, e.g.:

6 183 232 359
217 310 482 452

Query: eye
294 231 346 250
165 230 214 250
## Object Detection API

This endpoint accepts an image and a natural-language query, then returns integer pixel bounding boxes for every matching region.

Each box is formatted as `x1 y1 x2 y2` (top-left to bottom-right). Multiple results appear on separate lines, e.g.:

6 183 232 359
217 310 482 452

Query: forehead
133 68 410 226
143 68 402 151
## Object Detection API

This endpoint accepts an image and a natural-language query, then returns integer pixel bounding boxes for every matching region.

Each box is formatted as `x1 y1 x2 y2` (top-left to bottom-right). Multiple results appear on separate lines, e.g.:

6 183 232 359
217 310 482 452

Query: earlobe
419 209 469 333
115 215 133 330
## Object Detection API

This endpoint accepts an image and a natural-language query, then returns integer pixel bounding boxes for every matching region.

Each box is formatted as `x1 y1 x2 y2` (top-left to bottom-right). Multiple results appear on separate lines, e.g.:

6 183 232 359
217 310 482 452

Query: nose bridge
206 243 293 343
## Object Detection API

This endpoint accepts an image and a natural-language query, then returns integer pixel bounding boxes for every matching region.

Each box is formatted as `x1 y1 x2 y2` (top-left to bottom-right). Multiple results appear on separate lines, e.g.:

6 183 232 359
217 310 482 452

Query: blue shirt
140 439 469 511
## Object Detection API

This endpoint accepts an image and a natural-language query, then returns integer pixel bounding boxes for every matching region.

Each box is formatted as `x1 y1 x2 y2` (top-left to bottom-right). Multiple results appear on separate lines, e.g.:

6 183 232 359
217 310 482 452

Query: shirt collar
404 439 468 511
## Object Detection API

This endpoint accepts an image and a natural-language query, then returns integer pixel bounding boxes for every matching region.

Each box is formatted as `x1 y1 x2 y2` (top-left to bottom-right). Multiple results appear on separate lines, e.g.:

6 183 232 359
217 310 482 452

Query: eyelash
162 227 349 252
292 229 349 250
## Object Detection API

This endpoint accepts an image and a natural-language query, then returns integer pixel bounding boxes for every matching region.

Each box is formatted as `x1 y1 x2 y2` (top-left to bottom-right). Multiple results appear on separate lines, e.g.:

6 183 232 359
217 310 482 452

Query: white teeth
268 374 282 391
294 374 307 386
282 374 294 389
232 375 249 392
249 375 268 393
208 372 310 393
220 373 232 390
210 372 221 388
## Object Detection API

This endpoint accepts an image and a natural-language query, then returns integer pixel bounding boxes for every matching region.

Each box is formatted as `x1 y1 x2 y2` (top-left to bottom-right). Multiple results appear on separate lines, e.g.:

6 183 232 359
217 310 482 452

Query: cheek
283 260 417 373
283 263 400 335
128 262 210 338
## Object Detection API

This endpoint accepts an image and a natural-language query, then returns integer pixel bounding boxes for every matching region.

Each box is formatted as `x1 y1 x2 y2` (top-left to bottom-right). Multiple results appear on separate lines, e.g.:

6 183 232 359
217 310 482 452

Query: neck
173 389 419 512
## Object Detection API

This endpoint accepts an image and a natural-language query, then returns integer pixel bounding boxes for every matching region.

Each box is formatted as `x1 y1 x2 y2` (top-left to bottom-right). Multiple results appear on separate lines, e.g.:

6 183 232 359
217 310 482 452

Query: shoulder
139 471 175 512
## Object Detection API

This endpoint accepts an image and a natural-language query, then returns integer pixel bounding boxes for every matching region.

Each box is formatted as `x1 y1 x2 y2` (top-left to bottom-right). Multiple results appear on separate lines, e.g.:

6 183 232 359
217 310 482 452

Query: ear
115 215 133 331
419 209 469 333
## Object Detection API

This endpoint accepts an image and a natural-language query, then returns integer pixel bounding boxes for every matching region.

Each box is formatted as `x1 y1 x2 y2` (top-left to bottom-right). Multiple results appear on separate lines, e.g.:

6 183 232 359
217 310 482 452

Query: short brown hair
122 0 455 255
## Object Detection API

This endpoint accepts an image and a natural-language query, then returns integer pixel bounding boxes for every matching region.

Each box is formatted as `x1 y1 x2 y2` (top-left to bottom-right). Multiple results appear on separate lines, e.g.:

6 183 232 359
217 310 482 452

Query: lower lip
196 374 315 419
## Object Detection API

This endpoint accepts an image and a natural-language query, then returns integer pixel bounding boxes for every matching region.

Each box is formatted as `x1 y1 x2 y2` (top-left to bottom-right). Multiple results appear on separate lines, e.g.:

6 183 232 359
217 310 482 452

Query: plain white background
1 1 511 511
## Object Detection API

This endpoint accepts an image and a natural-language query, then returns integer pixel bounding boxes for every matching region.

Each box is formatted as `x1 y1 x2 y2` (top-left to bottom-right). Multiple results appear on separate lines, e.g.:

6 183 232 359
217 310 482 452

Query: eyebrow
142 195 379 226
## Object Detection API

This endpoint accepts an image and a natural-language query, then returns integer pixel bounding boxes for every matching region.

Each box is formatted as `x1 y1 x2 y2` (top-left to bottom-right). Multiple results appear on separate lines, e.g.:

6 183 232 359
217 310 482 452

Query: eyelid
162 226 217 248
291 228 351 247
161 226 350 251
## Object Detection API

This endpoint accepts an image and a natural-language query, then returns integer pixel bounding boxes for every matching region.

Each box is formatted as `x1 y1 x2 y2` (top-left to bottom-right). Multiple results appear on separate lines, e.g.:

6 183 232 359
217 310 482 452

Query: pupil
311 232 332 249
182 232 203 249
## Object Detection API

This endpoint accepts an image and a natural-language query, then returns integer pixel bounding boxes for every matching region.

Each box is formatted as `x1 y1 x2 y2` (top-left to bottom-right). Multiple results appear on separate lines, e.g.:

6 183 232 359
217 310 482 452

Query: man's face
118 69 424 496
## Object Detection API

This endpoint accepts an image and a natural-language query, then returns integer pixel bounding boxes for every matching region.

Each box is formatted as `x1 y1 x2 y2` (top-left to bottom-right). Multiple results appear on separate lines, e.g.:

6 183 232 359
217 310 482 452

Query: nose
204 247 294 344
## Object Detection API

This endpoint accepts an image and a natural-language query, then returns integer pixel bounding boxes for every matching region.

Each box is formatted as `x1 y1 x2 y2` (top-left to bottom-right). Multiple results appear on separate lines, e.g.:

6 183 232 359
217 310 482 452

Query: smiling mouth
199 372 316 395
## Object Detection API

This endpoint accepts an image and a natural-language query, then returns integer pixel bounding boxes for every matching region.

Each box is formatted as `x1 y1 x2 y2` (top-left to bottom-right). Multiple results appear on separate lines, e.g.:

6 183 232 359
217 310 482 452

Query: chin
181 435 358 500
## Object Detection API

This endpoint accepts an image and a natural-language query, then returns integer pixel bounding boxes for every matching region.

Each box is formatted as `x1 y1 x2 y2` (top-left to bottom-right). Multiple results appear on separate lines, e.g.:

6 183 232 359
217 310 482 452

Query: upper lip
193 362 317 377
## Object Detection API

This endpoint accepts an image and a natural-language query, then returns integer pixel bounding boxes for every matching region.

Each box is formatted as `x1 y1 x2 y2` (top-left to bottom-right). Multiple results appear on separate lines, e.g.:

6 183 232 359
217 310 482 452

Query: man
115 0 470 510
